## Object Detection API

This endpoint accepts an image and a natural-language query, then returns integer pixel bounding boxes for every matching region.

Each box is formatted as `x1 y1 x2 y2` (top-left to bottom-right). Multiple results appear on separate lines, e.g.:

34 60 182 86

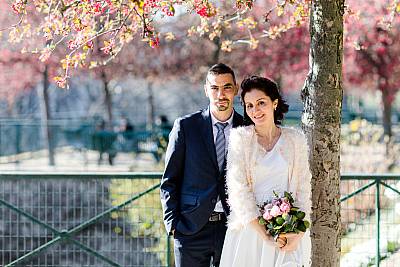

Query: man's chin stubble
217 106 230 111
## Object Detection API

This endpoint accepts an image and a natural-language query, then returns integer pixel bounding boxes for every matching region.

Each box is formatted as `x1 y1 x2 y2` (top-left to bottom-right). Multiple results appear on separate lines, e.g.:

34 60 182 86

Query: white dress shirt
210 110 234 212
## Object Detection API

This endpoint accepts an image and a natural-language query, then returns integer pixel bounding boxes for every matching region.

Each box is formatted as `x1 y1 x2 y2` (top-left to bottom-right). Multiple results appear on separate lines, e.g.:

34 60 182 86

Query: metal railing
1 172 400 266
0 172 171 267
340 174 400 267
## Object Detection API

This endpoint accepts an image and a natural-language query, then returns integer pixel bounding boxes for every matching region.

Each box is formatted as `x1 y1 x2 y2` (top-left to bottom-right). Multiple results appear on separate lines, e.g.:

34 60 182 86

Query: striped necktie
215 122 229 171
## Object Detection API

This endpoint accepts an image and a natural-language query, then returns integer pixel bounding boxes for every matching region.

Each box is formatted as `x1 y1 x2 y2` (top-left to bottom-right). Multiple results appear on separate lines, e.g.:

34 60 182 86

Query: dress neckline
255 127 283 155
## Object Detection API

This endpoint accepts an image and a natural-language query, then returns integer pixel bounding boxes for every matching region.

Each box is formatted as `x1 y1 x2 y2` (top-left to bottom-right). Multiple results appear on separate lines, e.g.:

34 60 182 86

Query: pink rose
280 202 291 214
272 199 281 206
270 205 282 217
263 210 273 221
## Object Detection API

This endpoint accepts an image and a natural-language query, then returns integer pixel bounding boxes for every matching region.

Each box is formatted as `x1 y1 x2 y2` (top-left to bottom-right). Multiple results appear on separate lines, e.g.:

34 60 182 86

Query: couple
160 63 312 267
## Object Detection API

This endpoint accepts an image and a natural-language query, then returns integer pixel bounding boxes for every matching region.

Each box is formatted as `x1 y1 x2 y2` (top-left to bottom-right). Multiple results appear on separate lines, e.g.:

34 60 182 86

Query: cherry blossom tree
345 0 400 138
0 1 65 165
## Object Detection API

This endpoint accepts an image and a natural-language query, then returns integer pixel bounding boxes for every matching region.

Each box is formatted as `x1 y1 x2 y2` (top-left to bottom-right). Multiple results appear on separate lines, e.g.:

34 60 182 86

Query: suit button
211 199 216 204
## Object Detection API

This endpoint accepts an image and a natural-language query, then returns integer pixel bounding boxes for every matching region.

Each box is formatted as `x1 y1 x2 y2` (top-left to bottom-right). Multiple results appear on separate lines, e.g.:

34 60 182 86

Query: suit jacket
160 107 244 235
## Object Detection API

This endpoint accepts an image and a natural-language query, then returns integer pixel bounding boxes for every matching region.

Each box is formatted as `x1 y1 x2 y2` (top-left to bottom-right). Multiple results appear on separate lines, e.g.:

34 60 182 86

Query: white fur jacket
225 125 312 265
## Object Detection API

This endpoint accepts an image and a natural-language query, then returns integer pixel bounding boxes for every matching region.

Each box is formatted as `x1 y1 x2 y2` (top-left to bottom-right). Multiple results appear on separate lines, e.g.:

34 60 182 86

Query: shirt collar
210 109 234 127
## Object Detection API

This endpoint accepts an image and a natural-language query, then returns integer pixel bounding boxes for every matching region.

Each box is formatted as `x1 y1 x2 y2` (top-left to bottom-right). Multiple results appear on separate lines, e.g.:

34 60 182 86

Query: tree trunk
381 86 392 138
301 0 344 266
101 70 113 128
147 81 155 130
42 64 55 166
212 37 221 64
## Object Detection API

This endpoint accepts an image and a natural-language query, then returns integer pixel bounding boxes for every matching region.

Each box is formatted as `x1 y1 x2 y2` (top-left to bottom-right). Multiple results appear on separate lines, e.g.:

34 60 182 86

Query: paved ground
0 147 163 172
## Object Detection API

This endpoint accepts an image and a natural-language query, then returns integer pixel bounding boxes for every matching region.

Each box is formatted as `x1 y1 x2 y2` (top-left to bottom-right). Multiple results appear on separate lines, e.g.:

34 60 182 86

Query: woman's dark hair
240 75 289 126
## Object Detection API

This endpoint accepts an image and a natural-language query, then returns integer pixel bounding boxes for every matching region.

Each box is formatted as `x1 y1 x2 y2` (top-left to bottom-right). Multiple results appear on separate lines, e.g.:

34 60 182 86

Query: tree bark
147 81 155 130
101 70 113 128
212 37 221 64
381 84 392 138
42 64 55 166
301 0 344 266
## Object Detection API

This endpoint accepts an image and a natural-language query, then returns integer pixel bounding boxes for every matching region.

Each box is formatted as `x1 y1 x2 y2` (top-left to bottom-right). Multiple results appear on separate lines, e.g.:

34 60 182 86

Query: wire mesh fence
1 173 400 267
0 173 171 267
340 174 400 267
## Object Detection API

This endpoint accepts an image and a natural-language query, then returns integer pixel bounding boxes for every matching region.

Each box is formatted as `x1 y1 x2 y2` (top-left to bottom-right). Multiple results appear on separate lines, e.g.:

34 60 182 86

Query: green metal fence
1 172 400 267
340 174 400 267
0 172 171 267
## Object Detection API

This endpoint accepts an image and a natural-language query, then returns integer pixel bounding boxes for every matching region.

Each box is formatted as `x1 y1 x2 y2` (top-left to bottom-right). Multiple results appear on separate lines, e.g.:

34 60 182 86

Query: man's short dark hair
207 63 236 84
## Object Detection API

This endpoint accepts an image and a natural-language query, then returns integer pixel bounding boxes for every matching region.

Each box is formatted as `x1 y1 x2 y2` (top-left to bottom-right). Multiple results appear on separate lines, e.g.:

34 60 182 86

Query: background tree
345 0 400 138
0 1 64 165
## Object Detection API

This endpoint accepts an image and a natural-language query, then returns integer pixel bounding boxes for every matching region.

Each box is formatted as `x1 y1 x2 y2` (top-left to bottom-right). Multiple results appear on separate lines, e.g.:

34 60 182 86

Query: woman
220 76 312 267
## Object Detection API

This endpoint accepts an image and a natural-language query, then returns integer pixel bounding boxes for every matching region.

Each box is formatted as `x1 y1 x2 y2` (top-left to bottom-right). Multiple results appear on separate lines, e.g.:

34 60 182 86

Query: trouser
173 218 227 267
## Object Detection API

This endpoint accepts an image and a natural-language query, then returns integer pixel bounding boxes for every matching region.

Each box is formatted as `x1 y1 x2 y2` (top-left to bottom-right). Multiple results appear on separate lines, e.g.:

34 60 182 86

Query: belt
209 212 225 222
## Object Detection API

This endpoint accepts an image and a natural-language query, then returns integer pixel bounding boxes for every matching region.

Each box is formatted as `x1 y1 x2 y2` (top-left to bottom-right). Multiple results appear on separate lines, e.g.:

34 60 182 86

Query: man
160 63 244 267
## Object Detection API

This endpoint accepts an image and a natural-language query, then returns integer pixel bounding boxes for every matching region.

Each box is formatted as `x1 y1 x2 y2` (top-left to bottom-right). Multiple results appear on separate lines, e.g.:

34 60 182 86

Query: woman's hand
279 232 304 252
249 218 284 248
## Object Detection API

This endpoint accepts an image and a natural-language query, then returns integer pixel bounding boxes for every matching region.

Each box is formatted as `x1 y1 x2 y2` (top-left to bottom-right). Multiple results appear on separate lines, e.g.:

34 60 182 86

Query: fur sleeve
291 129 312 267
294 131 312 222
226 127 259 227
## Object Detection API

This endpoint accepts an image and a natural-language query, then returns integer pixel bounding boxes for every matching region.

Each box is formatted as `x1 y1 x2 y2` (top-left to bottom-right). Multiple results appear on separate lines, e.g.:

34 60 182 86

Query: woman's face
243 89 278 126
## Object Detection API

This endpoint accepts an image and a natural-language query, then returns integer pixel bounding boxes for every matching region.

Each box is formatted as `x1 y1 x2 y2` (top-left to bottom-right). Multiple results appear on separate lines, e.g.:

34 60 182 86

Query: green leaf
304 220 310 229
273 225 284 230
276 217 285 225
259 217 266 225
284 191 294 203
297 211 305 220
298 223 306 232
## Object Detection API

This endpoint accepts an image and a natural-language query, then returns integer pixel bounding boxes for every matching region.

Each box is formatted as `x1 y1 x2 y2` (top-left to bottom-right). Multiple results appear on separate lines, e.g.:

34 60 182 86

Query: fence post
15 124 21 164
376 178 381 267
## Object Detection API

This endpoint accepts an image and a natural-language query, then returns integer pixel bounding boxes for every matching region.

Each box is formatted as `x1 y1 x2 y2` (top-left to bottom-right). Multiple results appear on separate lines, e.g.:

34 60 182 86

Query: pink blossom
196 7 208 17
263 210 273 221
12 0 25 14
68 40 77 50
280 202 291 214
272 199 281 206
270 205 282 217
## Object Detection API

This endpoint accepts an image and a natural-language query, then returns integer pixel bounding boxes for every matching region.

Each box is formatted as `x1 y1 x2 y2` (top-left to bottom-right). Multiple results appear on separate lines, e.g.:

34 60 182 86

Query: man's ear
204 84 209 97
234 83 239 96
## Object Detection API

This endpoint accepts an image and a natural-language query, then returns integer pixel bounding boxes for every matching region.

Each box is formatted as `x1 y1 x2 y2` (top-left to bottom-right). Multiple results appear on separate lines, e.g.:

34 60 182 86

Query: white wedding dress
220 138 304 267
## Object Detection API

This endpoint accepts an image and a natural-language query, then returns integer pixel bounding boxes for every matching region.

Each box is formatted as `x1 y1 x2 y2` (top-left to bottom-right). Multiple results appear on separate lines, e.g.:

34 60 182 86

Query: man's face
204 73 238 113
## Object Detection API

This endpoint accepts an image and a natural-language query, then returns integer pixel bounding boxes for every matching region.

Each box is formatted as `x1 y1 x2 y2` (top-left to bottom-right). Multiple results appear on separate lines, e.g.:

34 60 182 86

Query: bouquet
258 191 310 240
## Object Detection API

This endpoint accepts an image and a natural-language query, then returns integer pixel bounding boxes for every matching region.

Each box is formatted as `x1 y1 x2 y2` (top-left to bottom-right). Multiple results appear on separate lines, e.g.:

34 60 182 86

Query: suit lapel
201 108 219 170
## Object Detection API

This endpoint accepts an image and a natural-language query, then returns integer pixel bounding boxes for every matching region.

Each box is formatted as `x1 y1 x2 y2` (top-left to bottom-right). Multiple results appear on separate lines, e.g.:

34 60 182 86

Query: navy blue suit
160 107 243 267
